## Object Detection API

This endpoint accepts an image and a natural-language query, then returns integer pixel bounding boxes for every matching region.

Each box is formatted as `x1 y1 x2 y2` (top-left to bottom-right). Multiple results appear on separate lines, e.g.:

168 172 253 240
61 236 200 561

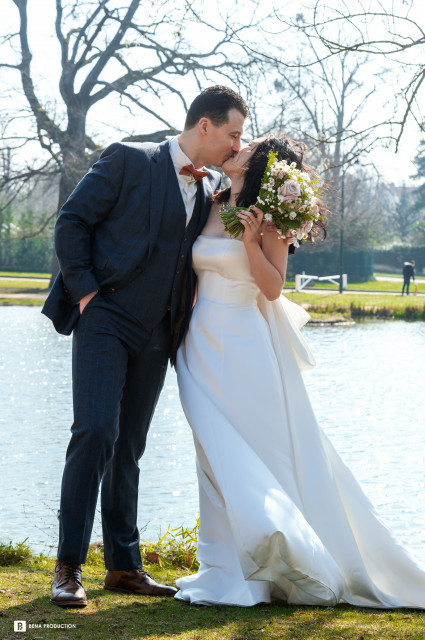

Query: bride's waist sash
196 272 259 307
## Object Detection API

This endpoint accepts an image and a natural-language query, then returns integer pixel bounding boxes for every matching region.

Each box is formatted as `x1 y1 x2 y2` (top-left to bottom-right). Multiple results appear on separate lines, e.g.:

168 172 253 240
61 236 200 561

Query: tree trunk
49 110 92 285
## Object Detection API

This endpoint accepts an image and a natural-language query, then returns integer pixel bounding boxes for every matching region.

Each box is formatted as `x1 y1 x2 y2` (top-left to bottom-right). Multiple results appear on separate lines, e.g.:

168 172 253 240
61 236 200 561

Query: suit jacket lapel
148 139 172 260
149 147 219 258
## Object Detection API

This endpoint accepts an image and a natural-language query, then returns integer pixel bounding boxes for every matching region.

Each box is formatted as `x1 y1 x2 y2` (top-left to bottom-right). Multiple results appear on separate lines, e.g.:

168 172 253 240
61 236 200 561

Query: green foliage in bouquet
220 150 322 246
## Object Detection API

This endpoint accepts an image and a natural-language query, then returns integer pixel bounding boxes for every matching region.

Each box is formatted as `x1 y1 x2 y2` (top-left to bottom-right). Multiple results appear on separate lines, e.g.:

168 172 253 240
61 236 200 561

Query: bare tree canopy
0 0 263 276
1 0 421 273
1 0 257 191
272 0 425 149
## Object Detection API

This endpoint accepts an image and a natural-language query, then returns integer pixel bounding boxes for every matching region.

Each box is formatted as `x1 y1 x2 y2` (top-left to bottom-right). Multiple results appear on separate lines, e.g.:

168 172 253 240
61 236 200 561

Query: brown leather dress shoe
50 561 88 607
104 568 178 597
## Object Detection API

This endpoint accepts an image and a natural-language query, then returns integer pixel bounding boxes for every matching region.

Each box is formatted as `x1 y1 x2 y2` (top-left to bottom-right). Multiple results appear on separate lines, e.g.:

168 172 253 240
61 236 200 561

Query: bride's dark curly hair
213 134 327 241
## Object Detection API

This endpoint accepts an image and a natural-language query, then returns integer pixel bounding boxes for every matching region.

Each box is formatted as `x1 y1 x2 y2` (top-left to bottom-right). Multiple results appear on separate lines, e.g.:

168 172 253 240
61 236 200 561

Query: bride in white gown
175 135 425 608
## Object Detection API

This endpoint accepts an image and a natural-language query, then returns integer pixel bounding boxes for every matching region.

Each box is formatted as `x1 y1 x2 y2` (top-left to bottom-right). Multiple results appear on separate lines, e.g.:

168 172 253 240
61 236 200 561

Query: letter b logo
14 621 27 632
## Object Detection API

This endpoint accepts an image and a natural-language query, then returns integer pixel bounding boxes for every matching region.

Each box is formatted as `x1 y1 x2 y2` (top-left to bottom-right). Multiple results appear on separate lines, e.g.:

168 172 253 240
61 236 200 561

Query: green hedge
374 246 425 275
287 246 374 283
0 236 54 272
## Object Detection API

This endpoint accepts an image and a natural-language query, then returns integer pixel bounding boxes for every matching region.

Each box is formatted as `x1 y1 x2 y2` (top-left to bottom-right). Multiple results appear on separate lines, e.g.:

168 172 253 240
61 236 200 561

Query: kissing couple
43 85 425 608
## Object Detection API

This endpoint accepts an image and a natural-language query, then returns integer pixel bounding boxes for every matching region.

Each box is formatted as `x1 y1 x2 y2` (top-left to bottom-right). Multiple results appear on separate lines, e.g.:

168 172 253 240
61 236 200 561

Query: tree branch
79 0 140 102
70 3 105 65
12 0 64 147
55 0 68 67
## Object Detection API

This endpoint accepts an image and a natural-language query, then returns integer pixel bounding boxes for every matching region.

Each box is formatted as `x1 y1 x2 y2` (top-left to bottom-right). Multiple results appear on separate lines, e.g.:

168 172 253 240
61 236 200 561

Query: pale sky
1 0 423 186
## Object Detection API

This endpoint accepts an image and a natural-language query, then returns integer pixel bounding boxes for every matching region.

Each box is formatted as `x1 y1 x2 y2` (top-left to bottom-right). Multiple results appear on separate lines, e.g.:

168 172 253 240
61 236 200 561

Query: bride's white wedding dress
175 235 425 608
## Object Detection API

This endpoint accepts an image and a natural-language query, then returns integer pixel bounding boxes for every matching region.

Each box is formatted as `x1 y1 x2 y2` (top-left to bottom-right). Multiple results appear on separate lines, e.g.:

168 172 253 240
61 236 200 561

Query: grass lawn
284 291 425 320
0 271 51 279
284 279 425 293
323 280 424 293
0 298 47 306
1 555 424 640
375 272 425 280
0 273 50 304
0 278 50 292
346 280 425 292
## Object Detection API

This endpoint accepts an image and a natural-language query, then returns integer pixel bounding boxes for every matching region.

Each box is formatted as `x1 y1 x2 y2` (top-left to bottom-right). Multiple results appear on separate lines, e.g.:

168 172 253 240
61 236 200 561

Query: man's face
201 108 245 167
222 137 265 174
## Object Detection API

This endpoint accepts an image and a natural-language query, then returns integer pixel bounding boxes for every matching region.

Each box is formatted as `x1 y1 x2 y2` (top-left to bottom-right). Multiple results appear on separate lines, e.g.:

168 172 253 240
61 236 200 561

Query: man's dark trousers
57 294 171 570
402 277 411 295
402 263 414 295
46 141 220 570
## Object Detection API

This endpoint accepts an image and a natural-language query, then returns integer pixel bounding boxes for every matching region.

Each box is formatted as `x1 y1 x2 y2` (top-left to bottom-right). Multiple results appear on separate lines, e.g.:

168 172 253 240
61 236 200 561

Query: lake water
1 307 425 566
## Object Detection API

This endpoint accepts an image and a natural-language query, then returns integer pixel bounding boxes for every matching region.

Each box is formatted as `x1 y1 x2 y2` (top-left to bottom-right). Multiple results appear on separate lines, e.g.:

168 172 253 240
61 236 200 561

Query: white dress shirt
169 136 205 225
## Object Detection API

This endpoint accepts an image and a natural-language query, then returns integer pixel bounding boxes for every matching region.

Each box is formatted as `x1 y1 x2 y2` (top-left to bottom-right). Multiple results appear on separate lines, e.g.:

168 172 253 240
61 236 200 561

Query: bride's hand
237 206 264 243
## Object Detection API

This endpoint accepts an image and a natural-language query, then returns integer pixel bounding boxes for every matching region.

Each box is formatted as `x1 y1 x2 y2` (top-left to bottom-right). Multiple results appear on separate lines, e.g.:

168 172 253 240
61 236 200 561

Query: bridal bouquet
220 150 322 247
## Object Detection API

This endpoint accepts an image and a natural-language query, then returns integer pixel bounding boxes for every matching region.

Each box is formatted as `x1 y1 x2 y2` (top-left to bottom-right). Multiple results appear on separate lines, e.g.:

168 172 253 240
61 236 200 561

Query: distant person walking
402 260 415 295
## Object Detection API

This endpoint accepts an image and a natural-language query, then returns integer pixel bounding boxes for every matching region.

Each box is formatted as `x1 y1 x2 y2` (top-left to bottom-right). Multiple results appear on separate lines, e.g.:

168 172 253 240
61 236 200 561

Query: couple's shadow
1 578 415 640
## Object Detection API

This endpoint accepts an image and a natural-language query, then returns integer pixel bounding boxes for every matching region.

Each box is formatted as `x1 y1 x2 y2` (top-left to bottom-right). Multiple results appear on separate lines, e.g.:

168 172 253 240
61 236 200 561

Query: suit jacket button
109 287 115 292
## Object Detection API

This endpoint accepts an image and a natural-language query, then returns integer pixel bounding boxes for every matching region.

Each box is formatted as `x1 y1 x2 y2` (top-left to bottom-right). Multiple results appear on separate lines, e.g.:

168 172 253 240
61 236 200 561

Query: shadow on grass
1 587 424 640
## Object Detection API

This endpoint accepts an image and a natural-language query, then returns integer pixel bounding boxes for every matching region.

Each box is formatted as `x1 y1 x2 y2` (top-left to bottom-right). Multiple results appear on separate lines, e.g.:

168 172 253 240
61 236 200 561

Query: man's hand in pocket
79 291 98 314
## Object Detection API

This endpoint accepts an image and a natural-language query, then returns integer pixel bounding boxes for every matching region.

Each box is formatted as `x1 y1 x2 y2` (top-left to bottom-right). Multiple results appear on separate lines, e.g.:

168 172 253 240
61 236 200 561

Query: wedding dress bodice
194 236 260 307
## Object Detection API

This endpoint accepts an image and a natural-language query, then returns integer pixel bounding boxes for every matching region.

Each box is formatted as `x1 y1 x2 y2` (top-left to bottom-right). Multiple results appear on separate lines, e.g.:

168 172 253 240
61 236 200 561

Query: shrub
0 539 33 566
141 520 200 570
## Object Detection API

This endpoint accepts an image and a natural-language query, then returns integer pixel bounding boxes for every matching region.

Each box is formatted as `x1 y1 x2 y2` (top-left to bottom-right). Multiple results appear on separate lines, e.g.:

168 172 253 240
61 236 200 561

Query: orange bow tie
179 164 208 181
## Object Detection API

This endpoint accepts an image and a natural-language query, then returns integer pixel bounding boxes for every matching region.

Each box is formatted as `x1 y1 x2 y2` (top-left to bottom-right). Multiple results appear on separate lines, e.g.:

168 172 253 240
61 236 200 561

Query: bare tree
268 29 386 250
342 170 395 247
280 0 425 149
393 183 421 240
0 0 259 278
411 139 425 214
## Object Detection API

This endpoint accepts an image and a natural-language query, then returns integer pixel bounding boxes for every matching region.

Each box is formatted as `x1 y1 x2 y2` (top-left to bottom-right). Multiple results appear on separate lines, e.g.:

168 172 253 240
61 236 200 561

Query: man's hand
79 291 98 314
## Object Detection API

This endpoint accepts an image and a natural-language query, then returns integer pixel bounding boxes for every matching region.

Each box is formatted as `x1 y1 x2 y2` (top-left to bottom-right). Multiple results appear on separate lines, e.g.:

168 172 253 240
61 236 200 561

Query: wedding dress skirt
175 235 425 608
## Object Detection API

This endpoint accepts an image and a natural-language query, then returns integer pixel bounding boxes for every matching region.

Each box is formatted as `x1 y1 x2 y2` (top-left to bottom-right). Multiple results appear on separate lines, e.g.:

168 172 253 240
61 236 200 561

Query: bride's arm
237 206 290 301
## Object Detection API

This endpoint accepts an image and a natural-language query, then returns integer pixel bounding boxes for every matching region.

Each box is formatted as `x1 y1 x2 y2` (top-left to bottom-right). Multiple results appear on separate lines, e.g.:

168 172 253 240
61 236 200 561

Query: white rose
277 179 301 203
302 220 313 234
264 213 273 222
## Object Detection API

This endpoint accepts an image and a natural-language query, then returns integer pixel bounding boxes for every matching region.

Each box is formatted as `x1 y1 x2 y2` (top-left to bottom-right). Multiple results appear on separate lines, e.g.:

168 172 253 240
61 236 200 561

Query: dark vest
103 161 203 331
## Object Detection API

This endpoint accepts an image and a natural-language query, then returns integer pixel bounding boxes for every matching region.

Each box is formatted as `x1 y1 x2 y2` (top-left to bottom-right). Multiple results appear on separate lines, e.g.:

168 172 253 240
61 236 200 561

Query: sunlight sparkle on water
0 308 424 565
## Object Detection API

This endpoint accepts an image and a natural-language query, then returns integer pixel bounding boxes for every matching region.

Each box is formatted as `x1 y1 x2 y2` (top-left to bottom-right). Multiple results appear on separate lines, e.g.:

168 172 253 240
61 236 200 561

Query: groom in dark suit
42 86 247 606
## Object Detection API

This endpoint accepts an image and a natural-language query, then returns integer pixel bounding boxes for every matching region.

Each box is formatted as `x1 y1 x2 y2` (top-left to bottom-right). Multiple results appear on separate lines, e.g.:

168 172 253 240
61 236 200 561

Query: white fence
295 272 348 292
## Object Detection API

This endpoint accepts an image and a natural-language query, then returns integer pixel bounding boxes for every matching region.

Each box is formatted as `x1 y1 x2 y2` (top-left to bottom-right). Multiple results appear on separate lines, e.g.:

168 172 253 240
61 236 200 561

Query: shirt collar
169 136 205 173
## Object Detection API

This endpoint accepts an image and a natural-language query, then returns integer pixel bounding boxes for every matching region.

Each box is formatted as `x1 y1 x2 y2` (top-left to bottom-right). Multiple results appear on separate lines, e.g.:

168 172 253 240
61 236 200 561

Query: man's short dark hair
184 86 248 129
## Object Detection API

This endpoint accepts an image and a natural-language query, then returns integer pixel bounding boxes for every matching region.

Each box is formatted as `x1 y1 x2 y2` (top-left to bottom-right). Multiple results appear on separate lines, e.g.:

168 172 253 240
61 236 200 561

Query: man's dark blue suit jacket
42 139 220 344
